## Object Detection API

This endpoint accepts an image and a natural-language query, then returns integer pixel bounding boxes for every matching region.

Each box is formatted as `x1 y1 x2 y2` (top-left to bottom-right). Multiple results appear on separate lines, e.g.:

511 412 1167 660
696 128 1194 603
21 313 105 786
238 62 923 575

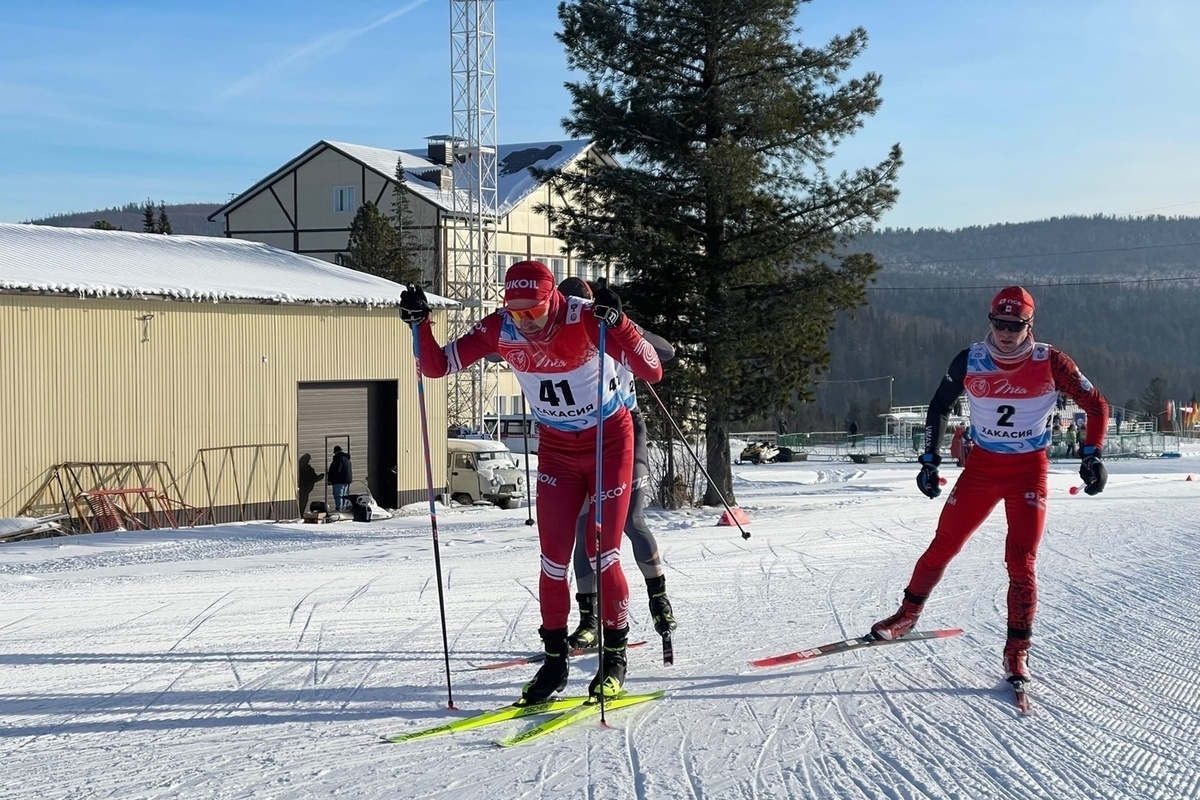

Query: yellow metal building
0 223 454 526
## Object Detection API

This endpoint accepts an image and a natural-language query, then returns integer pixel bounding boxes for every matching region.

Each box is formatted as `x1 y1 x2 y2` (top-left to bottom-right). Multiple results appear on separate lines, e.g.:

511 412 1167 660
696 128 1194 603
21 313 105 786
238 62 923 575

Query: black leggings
572 411 664 591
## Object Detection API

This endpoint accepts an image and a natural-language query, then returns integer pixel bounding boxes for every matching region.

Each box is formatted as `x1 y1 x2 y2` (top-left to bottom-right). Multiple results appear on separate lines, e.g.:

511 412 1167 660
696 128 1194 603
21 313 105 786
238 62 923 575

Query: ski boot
520 627 569 703
871 590 926 640
588 626 628 699
1003 634 1032 683
646 576 676 635
567 593 599 649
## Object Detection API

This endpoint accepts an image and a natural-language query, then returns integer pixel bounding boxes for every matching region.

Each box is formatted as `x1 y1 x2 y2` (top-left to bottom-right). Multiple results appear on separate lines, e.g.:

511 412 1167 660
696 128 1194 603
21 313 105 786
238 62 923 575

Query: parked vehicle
739 440 781 465
446 438 527 509
483 414 540 455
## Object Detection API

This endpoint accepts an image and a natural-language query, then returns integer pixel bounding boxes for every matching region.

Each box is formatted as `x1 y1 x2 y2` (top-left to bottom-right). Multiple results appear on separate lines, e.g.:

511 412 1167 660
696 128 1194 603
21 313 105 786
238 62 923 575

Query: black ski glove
592 281 623 327
399 284 431 324
916 452 942 499
1079 445 1107 496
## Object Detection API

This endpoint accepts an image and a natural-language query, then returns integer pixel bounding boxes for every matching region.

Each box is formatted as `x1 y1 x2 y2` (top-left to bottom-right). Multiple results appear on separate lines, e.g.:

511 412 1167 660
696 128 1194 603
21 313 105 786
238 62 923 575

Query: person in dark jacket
297 454 325 514
556 276 677 651
328 446 353 511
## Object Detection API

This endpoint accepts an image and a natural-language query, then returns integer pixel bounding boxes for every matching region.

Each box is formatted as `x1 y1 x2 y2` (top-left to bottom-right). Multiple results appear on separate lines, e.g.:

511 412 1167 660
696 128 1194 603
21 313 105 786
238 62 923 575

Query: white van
446 439 527 509
484 415 540 454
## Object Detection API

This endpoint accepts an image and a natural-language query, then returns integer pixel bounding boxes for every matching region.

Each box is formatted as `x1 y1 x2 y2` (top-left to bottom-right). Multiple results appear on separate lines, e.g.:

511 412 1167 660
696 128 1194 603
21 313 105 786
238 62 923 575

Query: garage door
297 381 396 511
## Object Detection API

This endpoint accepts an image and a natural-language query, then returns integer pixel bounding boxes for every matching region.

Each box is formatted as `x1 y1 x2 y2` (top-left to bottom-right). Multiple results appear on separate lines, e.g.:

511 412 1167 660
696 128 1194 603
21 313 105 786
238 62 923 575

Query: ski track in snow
1 459 1199 798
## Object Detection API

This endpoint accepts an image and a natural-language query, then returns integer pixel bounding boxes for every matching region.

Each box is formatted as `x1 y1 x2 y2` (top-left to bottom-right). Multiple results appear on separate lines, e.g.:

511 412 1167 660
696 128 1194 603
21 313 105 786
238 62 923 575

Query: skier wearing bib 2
399 261 663 701
870 286 1108 684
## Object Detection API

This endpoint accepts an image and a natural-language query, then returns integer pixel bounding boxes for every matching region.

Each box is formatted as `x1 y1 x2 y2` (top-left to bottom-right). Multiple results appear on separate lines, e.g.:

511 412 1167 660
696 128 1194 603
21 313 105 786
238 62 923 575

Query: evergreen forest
797 215 1200 434
28 205 1200 433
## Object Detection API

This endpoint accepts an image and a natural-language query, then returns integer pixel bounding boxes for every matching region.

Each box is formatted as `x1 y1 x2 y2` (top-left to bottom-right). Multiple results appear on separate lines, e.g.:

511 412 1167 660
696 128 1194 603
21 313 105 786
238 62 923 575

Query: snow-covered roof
210 139 596 222
0 223 456 308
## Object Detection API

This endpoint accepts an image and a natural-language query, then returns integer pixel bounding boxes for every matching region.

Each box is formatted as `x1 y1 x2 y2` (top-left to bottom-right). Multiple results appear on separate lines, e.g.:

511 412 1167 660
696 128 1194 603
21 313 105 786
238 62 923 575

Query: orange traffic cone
717 507 751 526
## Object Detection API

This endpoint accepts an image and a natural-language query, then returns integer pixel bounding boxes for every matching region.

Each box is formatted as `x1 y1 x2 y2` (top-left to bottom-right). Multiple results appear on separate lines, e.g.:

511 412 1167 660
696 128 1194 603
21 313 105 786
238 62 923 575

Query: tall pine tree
339 202 400 279
142 199 156 233
390 158 426 286
155 201 172 235
1141 377 1169 429
539 0 901 504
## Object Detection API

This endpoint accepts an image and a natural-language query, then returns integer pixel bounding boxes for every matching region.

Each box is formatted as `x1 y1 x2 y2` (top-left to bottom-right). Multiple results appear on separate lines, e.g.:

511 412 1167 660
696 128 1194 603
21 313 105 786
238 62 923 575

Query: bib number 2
996 404 1016 426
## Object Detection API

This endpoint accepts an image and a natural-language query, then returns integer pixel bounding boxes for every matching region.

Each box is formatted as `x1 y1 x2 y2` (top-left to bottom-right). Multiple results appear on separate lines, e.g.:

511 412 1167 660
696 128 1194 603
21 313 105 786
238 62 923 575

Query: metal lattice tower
446 0 499 429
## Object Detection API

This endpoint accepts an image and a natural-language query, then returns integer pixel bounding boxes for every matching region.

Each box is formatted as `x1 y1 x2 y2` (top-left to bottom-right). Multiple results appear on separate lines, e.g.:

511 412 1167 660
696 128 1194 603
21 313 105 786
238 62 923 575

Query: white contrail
216 0 429 102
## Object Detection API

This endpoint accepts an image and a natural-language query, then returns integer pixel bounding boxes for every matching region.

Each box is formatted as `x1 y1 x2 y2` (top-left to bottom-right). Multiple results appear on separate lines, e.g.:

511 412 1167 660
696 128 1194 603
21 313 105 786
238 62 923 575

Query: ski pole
643 382 751 540
521 395 535 527
407 317 456 710
593 316 608 723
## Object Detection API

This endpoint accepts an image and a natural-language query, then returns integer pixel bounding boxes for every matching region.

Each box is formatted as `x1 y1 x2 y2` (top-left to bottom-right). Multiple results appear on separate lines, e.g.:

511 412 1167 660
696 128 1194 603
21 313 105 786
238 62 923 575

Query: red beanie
991 286 1035 320
504 260 555 304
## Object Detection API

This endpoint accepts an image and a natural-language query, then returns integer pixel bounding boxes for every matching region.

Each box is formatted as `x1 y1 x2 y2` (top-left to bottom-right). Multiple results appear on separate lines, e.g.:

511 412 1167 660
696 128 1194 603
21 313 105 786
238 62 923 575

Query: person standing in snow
327 446 352 511
1064 423 1078 458
555 276 677 650
297 454 325 514
399 261 663 702
949 424 966 467
870 286 1109 685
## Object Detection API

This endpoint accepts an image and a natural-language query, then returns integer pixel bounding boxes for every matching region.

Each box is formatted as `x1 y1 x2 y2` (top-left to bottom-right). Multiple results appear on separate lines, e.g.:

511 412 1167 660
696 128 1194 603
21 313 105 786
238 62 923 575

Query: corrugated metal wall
0 295 447 518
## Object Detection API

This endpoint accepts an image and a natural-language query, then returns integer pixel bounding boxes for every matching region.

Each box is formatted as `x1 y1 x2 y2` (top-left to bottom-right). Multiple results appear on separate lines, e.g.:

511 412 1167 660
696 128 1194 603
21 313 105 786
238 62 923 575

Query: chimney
424 134 457 166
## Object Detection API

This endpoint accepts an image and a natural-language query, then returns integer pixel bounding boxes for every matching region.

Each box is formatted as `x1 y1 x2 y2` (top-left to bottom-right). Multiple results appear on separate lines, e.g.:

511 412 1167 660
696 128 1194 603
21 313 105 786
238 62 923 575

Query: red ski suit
414 297 662 630
912 341 1108 636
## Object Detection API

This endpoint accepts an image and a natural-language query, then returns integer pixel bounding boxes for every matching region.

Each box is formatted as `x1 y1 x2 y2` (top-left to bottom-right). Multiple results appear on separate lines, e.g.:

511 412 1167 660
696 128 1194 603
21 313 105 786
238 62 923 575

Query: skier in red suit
949 425 965 466
870 286 1109 684
399 261 662 701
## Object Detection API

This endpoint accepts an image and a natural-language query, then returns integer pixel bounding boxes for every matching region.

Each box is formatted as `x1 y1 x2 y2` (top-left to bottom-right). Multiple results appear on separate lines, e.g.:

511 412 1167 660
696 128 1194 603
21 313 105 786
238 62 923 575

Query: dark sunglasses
989 316 1030 333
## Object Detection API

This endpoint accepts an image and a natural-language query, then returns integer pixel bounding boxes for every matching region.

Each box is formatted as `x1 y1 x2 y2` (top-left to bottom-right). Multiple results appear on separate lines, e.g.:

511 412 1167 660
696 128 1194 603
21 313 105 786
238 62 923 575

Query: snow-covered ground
3 452 1199 799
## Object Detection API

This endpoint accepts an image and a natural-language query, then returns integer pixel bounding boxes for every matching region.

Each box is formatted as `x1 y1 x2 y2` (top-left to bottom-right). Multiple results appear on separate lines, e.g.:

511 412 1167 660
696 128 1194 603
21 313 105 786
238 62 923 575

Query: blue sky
4 0 1200 229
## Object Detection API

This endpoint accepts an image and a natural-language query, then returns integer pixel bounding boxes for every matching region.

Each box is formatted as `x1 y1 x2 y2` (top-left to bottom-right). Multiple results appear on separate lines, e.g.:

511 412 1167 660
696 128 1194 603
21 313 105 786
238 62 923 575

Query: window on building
496 254 524 284
551 258 565 283
578 260 604 283
333 186 356 213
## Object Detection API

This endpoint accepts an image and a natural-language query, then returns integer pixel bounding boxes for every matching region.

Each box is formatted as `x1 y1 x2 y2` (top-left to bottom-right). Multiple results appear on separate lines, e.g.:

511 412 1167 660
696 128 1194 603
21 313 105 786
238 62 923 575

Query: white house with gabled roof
209 137 625 419
208 136 619 282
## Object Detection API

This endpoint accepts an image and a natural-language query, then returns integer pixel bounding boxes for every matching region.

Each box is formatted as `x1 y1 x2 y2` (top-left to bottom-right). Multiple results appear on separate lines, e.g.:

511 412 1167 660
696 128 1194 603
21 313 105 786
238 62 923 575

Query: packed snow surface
2 455 1198 799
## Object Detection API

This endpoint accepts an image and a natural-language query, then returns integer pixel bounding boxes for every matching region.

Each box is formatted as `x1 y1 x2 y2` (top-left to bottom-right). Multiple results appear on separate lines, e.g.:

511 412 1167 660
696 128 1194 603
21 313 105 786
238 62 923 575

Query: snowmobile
739 441 781 465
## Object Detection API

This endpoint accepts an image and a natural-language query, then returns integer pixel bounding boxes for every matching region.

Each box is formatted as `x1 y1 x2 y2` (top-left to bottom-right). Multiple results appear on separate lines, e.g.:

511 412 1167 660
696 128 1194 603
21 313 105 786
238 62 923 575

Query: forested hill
800 216 1200 433
858 215 1200 282
29 203 223 236
24 206 1200 430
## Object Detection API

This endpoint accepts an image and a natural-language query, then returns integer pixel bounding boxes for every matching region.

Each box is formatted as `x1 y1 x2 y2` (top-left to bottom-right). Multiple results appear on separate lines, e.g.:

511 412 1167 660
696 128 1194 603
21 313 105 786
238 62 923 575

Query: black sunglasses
989 316 1030 332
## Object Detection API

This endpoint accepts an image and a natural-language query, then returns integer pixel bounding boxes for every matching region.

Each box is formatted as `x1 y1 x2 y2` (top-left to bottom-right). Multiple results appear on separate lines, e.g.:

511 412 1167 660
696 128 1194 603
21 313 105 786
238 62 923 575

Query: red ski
470 640 649 671
749 628 964 669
